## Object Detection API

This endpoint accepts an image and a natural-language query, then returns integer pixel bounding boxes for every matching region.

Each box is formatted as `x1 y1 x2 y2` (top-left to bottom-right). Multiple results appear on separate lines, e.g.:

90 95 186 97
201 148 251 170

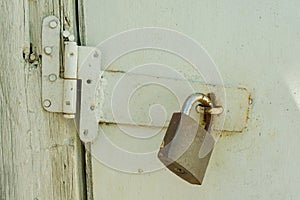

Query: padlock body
158 112 215 185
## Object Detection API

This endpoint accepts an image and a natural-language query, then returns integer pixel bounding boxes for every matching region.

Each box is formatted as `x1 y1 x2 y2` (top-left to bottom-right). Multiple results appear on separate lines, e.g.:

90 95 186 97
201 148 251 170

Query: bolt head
29 54 36 61
43 99 51 108
62 30 70 38
44 47 52 55
68 34 75 42
49 20 58 29
48 74 57 82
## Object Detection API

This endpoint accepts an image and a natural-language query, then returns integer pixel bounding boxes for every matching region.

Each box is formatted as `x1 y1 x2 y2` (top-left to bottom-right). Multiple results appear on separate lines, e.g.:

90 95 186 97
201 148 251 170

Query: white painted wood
83 0 300 199
0 0 85 199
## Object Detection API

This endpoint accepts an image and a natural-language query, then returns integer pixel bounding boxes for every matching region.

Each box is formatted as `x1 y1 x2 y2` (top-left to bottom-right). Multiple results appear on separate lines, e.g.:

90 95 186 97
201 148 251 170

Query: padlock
158 93 223 185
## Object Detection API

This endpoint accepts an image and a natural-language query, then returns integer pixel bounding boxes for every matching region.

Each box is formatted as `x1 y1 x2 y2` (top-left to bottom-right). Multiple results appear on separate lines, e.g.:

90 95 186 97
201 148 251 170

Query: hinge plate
42 16 101 142
42 15 64 113
77 47 101 142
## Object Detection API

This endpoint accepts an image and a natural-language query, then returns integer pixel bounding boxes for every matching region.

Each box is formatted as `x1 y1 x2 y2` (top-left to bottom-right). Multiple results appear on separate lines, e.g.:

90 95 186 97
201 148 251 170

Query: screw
43 99 51 108
83 129 88 136
62 30 70 38
68 34 75 41
90 105 95 111
48 74 57 82
44 47 52 55
49 20 58 29
29 54 36 61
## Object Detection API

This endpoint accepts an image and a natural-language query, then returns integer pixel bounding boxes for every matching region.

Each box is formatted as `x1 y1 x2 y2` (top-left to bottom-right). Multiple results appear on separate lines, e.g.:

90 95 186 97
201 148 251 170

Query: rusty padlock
158 93 223 185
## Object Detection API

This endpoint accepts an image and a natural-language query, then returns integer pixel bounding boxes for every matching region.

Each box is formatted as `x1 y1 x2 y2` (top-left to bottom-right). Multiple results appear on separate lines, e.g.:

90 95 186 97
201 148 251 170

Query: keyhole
174 167 185 174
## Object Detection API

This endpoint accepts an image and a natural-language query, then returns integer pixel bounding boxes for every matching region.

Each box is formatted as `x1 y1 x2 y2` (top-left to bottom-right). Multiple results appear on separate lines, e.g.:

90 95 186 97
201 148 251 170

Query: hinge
42 16 100 142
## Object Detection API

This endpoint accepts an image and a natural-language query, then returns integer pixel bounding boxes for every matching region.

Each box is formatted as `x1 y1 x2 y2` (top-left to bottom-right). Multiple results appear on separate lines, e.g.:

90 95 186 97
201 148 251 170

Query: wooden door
0 0 86 199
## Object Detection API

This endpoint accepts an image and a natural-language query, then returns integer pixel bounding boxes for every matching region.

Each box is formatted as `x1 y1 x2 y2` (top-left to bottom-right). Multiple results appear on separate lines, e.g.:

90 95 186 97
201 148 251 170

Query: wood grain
0 0 85 199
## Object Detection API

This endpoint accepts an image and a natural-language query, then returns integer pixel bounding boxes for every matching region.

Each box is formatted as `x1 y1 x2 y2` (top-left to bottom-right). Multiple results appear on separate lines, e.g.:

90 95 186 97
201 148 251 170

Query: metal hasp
158 93 223 185
42 16 100 142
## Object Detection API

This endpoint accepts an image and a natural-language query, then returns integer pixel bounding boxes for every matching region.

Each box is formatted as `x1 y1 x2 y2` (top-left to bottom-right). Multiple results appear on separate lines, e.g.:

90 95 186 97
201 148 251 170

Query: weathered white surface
84 0 300 199
0 0 85 199
97 71 249 133
41 15 64 114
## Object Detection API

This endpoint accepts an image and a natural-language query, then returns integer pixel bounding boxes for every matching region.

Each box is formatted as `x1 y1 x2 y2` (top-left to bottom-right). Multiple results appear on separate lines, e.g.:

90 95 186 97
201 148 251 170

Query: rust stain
221 130 243 137
245 93 252 127
220 91 252 137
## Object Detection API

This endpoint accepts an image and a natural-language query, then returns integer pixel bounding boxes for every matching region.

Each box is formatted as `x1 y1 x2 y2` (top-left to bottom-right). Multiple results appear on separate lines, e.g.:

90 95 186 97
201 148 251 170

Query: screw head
29 54 36 61
62 30 71 38
90 105 95 111
49 20 58 29
43 99 51 108
68 34 75 41
44 47 52 55
48 74 57 82
83 129 88 136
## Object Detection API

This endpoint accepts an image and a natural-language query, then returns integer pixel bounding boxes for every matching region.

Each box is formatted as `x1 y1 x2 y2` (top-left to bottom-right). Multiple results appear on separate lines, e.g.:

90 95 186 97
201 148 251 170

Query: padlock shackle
181 93 213 115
